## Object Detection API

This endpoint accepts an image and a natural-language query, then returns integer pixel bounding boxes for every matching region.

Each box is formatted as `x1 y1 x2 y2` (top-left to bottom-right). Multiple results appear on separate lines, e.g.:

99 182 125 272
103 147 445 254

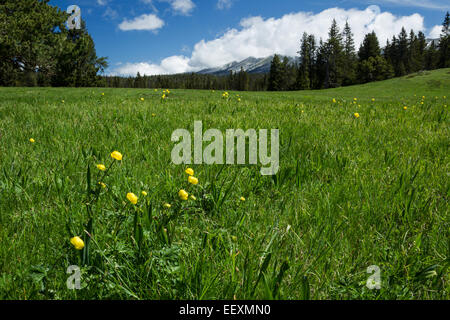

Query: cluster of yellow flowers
222 92 229 99
178 168 199 201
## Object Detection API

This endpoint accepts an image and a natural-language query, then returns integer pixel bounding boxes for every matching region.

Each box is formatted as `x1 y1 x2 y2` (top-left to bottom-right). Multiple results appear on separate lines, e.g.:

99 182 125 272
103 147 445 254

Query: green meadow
0 68 448 300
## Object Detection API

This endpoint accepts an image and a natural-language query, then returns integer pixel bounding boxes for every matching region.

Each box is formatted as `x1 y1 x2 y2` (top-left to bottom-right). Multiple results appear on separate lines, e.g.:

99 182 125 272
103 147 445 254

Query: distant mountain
426 38 440 47
197 55 297 76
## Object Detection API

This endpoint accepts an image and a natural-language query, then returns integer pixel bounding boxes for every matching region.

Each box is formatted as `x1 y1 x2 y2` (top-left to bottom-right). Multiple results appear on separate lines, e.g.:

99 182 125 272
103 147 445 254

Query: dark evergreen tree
342 21 357 85
438 11 450 68
358 31 381 61
268 54 283 91
324 19 345 88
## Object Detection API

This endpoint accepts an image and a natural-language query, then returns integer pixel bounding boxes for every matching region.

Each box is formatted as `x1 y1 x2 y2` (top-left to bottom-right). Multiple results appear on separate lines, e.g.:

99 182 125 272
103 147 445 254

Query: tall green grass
0 69 448 299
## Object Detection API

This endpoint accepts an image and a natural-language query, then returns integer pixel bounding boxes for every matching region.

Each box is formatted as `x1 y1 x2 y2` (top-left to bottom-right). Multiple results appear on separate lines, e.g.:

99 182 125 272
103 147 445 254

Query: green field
0 69 449 300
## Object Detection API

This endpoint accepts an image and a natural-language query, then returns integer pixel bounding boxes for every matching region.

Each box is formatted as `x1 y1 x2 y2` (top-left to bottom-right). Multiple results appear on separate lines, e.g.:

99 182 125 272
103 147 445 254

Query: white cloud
428 25 442 38
111 56 193 76
118 14 165 31
217 0 233 10
111 6 436 76
97 0 109 6
170 0 195 15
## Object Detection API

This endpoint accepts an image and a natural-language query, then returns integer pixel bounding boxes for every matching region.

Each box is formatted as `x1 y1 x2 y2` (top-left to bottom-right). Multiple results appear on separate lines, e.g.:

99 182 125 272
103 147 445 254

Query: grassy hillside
0 69 448 299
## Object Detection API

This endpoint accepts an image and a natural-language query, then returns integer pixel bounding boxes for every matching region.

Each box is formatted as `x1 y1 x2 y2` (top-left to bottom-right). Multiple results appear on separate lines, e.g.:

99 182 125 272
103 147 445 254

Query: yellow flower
179 189 189 201
102 92 105 96
62 100 65 103
127 192 138 205
354 113 360 118
98 182 106 188
140 97 144 101
231 235 237 242
371 98 375 102
240 197 246 201
29 138 35 143
70 236 85 250
141 191 148 196
152 113 156 117
332 98 336 103
403 106 407 110
190 195 196 200
354 98 357 101
185 168 194 176
162 94 166 99
188 176 199 185
164 203 172 208
111 151 123 161
97 164 106 171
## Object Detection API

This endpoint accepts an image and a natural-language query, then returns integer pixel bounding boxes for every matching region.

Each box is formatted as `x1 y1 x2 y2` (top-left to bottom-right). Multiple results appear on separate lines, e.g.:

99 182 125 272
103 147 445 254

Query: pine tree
268 54 283 91
324 19 345 88
296 33 311 89
358 31 381 61
438 11 450 68
342 21 357 85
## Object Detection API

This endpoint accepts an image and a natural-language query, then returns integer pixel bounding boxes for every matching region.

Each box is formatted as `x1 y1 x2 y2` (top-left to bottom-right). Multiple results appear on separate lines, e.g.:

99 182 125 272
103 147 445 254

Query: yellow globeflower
111 151 123 161
141 191 148 196
188 176 199 185
190 195 196 200
127 192 138 205
62 100 65 103
164 203 172 208
240 197 246 201
140 97 144 101
372 98 375 102
332 98 336 103
152 113 156 117
403 106 407 110
98 182 106 188
354 113 360 118
101 92 105 96
97 164 106 171
29 138 35 143
70 236 85 250
185 168 194 176
179 189 189 201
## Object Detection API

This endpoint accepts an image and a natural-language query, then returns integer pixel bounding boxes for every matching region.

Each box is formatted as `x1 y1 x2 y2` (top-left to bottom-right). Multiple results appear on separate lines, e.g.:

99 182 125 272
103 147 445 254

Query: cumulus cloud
111 56 193 76
428 25 443 38
111 6 436 76
97 0 108 6
217 0 233 10
118 14 165 31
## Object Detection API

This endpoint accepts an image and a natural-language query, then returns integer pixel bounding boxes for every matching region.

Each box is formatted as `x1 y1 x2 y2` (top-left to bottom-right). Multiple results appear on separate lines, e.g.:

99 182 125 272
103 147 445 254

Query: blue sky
49 0 449 75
